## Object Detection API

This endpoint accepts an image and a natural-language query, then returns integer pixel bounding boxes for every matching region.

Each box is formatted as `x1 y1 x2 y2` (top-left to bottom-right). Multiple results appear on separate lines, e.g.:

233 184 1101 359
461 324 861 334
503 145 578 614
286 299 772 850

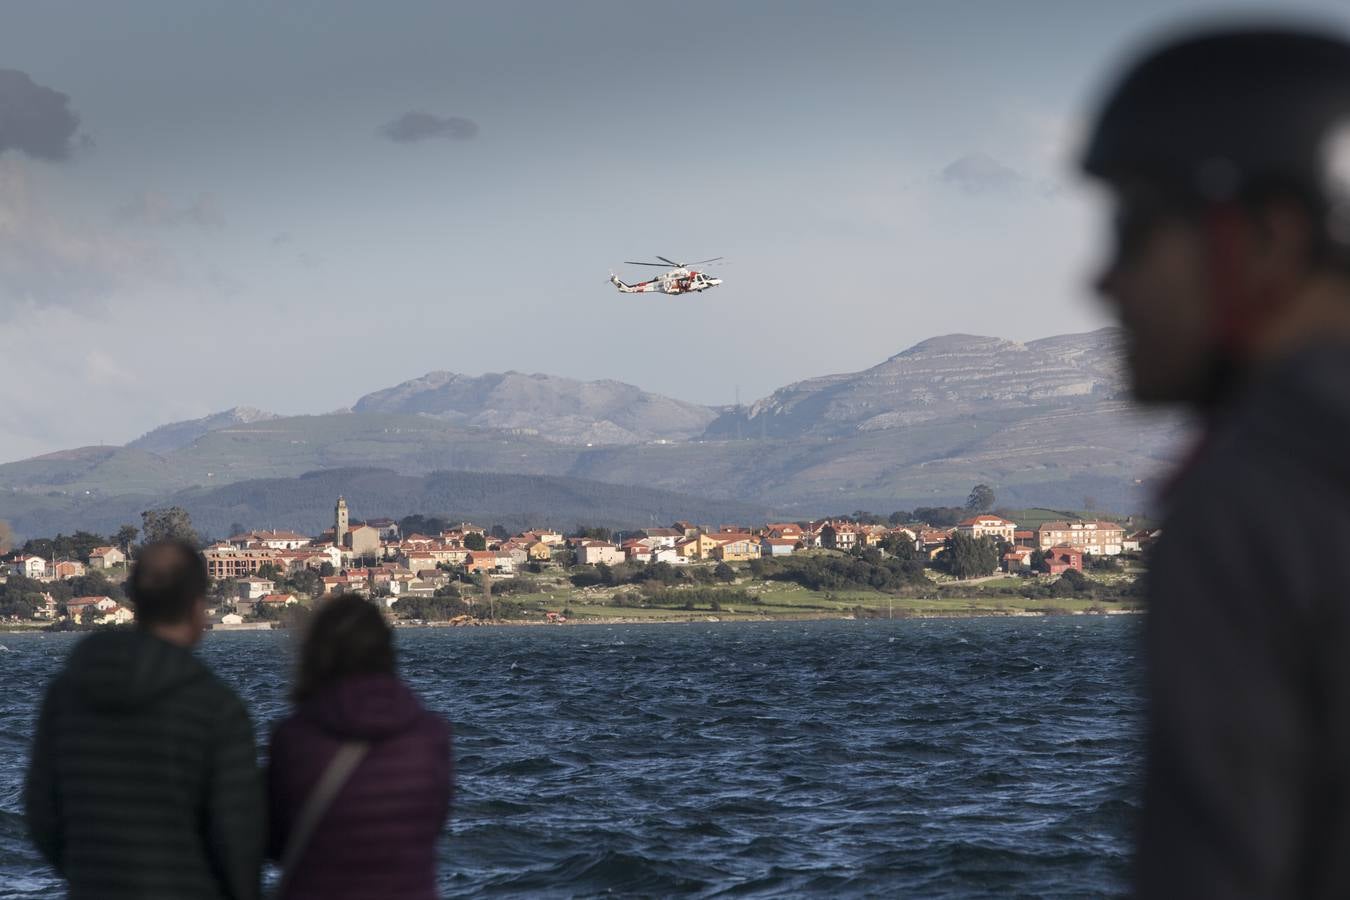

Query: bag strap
277 741 370 894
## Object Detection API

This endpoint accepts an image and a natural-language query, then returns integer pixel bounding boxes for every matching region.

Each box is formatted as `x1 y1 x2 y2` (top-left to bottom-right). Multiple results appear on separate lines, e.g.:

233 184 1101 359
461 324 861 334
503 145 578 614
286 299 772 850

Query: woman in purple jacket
269 594 452 899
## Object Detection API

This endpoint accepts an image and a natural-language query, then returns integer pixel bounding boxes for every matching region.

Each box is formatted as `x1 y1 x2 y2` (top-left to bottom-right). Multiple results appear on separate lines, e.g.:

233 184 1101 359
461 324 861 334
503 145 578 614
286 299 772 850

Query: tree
115 524 139 555
939 532 1000 579
912 506 967 527
966 484 996 513
399 515 449 539
318 562 336 577
713 562 735 583
572 525 611 542
0 520 14 555
464 532 487 551
141 507 199 546
228 522 246 539
489 524 509 540
879 533 919 560
286 568 322 598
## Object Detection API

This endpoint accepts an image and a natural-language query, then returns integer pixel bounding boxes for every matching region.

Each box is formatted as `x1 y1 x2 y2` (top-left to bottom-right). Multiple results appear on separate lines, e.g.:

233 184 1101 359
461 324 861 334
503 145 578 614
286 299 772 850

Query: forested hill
5 468 770 540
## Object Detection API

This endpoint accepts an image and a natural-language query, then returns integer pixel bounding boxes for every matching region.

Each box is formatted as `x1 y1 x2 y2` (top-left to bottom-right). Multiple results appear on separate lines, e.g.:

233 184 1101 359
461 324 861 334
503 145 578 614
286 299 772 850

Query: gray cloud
379 111 479 143
117 191 224 227
0 68 81 161
0 160 171 317
940 154 1027 194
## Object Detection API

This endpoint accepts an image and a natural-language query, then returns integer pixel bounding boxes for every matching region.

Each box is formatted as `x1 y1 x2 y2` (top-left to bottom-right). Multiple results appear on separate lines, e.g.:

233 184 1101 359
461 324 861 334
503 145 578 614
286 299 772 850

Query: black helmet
1082 25 1350 223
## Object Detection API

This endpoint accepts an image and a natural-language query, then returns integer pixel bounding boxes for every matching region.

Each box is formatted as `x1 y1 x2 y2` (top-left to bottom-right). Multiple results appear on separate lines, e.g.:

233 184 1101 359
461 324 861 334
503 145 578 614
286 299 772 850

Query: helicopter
609 256 724 295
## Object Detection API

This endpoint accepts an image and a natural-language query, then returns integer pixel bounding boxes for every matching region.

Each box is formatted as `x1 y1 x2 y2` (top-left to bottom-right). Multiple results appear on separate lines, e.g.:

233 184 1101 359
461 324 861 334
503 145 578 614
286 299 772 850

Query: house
676 533 721 560
526 541 553 562
1122 529 1161 553
760 537 797 557
95 605 134 626
320 575 350 595
236 577 276 602
230 529 312 550
650 547 688 565
272 545 340 573
465 550 500 574
763 523 804 542
50 559 86 580
1012 530 1037 548
820 523 859 551
1003 547 1036 573
956 515 1017 544
493 551 517 575
712 534 760 561
259 592 298 606
1036 521 1126 556
622 540 653 564
918 528 954 554
9 555 47 579
859 525 890 547
403 533 438 548
34 592 58 619
1046 545 1084 575
640 527 682 548
87 546 126 569
66 595 117 621
577 542 625 566
402 552 443 575
496 542 529 567
672 521 699 539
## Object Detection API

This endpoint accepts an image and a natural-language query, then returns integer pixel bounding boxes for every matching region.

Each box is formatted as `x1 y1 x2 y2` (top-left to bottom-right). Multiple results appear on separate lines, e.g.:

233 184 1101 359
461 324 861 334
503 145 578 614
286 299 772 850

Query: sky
2 0 1349 462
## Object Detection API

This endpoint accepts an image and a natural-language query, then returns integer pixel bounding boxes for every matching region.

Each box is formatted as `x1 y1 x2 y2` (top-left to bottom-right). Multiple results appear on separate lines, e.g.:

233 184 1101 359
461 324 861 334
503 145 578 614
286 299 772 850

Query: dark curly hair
293 593 396 701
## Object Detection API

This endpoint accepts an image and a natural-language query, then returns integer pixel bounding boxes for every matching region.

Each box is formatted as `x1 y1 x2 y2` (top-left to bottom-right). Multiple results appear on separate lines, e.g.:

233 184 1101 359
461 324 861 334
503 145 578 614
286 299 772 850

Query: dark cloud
379 111 479 143
0 69 81 161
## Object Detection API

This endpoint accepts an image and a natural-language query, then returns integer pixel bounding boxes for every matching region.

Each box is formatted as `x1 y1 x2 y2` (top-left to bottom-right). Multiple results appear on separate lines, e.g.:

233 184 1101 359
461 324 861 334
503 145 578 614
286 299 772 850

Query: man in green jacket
24 539 265 899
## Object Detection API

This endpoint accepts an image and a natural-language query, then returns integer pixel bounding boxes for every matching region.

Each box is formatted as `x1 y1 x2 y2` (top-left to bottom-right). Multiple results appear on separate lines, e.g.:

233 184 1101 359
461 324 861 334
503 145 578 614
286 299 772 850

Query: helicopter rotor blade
686 257 723 265
623 261 670 266
656 256 681 267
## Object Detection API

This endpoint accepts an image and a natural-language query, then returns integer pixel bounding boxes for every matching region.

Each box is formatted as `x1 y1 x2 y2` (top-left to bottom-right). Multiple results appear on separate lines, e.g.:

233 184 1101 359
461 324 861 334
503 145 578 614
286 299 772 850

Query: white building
10 555 47 579
237 577 276 601
650 547 688 565
956 515 1018 544
1036 521 1125 556
577 542 625 566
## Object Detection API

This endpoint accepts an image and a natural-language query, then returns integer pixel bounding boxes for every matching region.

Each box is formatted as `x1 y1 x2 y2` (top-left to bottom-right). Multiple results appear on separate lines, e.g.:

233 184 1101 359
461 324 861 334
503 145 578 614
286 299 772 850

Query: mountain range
0 328 1186 539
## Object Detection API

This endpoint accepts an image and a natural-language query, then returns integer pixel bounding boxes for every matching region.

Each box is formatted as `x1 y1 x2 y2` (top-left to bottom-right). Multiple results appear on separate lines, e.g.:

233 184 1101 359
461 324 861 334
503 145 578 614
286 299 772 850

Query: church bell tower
335 496 349 548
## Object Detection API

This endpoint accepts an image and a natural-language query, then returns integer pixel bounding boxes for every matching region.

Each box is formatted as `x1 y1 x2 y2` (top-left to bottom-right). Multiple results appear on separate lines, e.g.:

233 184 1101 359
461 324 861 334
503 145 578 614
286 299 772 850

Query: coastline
394 607 1145 628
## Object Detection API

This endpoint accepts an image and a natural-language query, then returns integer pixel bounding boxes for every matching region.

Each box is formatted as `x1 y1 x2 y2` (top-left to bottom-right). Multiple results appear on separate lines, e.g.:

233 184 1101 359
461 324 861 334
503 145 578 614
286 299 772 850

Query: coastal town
0 491 1154 628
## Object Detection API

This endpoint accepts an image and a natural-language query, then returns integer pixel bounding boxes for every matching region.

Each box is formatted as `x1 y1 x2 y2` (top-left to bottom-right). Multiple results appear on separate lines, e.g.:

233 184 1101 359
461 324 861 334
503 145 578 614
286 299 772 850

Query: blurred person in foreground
23 539 264 899
268 593 452 899
1082 24 1350 897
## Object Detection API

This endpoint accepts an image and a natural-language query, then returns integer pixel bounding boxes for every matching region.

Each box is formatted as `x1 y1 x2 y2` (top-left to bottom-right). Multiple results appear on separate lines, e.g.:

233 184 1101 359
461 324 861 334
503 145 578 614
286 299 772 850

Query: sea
0 616 1146 898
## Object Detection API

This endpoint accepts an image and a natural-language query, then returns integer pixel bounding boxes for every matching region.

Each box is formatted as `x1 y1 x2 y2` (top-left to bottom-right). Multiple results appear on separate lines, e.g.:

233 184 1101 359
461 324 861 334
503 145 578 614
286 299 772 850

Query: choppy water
0 617 1145 897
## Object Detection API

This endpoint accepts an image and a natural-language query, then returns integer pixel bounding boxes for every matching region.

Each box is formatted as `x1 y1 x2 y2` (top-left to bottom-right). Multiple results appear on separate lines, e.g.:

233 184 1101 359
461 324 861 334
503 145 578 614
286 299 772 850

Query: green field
476 577 1139 624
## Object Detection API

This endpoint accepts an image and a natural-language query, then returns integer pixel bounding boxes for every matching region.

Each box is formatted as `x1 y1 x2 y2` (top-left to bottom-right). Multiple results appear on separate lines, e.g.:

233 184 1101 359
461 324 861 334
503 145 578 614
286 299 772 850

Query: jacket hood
67 628 210 712
299 673 425 741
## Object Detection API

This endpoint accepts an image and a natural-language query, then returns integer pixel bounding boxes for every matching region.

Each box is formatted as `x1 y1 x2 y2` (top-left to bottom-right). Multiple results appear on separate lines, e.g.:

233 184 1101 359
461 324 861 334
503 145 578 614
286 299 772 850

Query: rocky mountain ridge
0 328 1184 538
